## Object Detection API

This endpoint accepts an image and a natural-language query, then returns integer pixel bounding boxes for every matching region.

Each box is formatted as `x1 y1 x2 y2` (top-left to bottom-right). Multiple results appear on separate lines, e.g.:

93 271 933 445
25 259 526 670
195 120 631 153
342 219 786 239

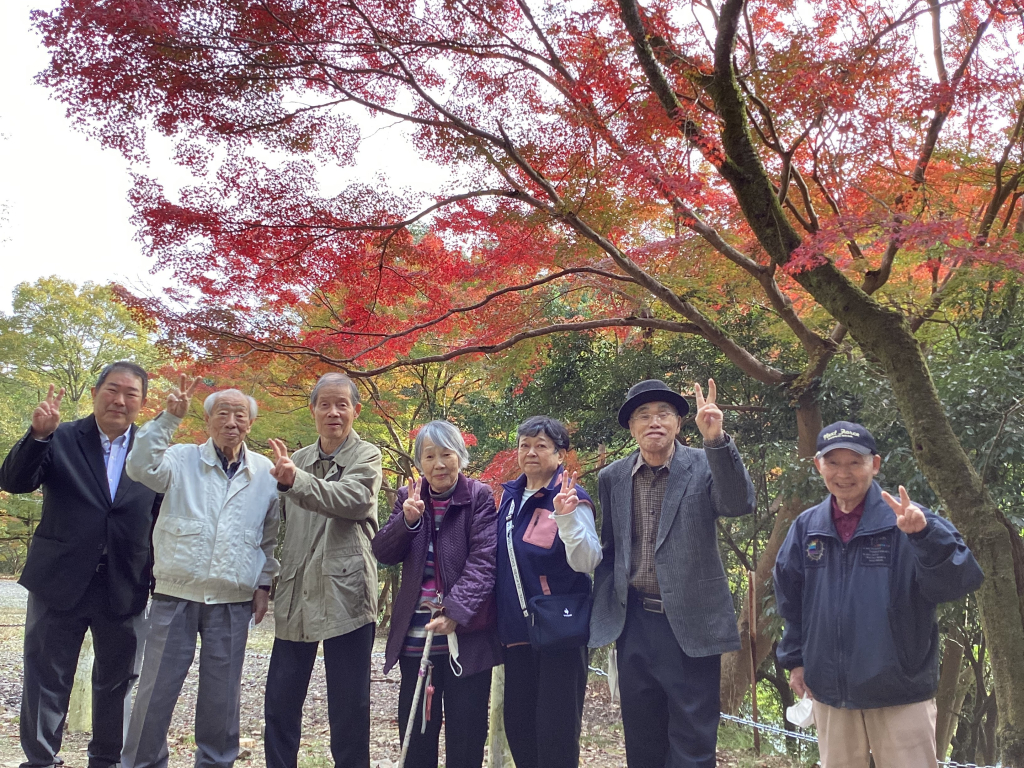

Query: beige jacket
274 429 382 642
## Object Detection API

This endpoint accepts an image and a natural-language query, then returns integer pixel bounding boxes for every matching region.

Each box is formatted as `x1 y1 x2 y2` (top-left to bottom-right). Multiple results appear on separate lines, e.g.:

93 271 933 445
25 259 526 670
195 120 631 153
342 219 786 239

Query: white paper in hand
786 694 814 728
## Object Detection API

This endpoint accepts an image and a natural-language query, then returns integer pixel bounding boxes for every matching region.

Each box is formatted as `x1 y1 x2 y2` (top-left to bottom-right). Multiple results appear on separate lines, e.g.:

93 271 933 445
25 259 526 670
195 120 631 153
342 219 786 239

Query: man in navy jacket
774 421 983 768
0 362 160 768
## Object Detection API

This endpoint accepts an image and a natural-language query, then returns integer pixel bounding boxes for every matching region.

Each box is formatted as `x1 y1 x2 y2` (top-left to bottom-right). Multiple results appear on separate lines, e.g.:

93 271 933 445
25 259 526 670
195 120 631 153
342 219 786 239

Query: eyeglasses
517 442 557 453
630 410 678 425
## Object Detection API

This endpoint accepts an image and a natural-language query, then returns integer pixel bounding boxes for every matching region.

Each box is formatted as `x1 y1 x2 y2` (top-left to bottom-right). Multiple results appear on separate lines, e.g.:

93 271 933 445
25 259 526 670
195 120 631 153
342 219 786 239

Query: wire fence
590 665 998 768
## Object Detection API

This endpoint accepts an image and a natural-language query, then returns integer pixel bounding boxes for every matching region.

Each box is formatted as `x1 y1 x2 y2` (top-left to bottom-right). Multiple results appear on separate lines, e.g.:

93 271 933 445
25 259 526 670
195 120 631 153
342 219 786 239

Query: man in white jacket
123 377 280 768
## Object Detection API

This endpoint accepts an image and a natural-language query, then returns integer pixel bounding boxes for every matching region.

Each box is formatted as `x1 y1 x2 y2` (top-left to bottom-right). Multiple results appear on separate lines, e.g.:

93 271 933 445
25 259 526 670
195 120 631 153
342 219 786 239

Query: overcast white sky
0 0 447 315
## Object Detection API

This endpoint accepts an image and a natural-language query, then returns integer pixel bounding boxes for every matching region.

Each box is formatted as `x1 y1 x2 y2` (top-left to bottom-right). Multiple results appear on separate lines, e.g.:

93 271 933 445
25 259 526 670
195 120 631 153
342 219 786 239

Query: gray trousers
122 598 251 768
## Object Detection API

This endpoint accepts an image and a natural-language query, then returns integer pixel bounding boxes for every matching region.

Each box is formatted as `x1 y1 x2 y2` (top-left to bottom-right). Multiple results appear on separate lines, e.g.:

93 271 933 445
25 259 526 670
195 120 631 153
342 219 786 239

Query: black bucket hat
617 379 690 428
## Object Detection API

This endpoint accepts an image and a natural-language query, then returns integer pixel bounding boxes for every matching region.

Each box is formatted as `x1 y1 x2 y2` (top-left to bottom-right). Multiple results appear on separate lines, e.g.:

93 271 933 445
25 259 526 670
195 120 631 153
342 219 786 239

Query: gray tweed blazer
589 438 756 657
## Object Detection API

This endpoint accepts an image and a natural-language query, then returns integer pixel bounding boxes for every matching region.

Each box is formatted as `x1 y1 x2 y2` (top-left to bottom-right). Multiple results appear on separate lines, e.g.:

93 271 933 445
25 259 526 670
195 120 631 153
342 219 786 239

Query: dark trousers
617 596 722 768
264 623 375 768
21 573 139 768
397 654 492 768
502 644 587 768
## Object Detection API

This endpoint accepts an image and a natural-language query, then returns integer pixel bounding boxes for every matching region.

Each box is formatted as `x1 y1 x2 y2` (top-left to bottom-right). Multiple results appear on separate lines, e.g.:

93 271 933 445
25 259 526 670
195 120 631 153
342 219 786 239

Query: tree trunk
720 394 820 713
67 629 93 732
487 666 513 767
802 292 1024 764
617 2 1024 758
935 628 967 760
377 573 393 633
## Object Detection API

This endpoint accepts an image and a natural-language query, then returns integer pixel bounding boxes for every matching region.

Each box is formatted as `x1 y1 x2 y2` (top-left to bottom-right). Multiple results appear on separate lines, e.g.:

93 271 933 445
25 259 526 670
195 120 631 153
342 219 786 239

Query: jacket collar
422 472 473 508
501 465 564 500
75 415 110 499
806 481 896 539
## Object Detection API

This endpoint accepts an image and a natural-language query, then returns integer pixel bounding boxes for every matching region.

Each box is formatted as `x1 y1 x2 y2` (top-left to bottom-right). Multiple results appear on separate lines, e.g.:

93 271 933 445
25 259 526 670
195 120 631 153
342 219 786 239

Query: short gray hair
413 420 470 471
311 373 360 406
203 389 258 419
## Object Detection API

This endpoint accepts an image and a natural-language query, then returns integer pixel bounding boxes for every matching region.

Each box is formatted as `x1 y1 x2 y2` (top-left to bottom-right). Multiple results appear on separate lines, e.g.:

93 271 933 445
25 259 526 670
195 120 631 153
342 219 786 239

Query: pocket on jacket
694 576 739 642
154 517 204 577
238 528 267 592
522 509 558 549
322 550 369 617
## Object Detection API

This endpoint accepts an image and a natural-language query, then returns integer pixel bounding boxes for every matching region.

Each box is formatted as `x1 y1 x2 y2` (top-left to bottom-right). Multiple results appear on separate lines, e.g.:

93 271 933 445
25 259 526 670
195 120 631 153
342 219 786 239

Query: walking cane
397 628 435 768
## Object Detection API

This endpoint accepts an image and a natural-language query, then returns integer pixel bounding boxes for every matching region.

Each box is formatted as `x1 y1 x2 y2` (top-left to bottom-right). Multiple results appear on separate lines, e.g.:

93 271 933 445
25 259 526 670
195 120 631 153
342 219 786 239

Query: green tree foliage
0 277 167 574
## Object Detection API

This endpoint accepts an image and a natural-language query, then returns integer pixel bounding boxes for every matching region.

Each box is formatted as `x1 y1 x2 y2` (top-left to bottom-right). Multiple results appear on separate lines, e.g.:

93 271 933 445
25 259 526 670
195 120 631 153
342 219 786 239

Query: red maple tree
35 0 1024 753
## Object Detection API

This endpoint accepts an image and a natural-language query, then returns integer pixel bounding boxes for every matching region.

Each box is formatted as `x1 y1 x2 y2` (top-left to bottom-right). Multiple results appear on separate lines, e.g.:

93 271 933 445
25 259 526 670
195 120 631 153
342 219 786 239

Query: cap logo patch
822 428 862 441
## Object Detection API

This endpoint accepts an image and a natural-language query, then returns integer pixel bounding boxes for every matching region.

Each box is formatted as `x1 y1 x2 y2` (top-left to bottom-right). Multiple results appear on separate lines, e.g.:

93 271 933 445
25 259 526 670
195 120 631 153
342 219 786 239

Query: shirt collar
214 442 246 470
98 425 132 451
318 434 348 461
830 494 866 521
631 443 676 476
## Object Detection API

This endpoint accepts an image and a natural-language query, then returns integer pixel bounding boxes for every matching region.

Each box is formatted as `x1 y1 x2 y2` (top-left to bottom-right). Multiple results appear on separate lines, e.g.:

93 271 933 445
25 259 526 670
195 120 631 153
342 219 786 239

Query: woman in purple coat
372 420 500 768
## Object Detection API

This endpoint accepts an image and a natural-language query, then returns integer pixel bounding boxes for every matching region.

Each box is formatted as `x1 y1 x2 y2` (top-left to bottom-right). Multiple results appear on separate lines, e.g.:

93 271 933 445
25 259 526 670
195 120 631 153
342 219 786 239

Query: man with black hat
774 421 984 767
590 378 757 768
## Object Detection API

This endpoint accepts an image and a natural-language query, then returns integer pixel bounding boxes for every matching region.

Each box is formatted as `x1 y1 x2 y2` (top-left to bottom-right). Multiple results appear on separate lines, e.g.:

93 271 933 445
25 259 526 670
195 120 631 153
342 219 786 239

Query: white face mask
447 632 463 676
786 694 814 728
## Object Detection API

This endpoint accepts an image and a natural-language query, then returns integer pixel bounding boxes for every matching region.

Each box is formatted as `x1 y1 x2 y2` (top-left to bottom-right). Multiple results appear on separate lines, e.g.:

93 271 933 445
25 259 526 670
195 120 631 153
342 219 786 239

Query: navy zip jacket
495 467 594 646
774 482 983 710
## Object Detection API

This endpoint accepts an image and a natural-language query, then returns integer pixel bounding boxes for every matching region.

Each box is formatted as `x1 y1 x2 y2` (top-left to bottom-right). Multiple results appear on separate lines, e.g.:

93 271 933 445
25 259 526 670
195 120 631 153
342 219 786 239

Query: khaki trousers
812 698 938 768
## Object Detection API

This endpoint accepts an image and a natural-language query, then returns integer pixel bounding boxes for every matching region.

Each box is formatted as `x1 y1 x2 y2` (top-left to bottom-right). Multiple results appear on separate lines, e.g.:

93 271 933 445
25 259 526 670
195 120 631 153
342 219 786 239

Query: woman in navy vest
496 416 602 768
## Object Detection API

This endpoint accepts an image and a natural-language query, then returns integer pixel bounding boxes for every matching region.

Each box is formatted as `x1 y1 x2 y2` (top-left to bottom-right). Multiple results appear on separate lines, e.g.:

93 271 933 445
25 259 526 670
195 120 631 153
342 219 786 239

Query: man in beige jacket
264 373 383 768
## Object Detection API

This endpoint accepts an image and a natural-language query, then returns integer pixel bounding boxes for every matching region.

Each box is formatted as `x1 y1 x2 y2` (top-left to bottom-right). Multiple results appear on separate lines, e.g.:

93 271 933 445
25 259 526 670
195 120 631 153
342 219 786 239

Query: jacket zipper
837 540 848 707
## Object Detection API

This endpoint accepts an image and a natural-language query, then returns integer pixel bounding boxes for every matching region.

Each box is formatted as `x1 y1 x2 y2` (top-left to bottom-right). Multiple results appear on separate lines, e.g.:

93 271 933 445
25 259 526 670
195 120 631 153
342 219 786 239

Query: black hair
95 361 149 399
516 415 571 451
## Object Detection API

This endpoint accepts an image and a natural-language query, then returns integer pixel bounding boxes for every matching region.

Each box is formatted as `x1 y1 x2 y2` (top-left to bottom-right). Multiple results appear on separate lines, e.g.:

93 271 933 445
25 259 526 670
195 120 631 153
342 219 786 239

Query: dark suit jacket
0 415 160 616
590 438 756 657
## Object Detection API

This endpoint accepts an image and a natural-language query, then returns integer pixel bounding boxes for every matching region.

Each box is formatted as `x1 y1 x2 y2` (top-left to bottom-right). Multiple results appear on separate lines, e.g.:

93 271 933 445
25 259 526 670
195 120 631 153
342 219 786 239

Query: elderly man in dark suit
0 362 160 768
590 378 756 768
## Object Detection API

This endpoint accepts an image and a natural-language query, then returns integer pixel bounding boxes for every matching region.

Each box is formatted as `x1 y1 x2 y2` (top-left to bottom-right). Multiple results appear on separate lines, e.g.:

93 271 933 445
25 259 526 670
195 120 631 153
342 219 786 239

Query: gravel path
0 580 793 767
0 582 27 611
0 585 633 768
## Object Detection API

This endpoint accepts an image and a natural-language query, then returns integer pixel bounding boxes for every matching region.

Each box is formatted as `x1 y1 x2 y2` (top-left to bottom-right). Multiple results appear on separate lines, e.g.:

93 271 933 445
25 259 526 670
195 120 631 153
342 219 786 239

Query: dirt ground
0 580 797 768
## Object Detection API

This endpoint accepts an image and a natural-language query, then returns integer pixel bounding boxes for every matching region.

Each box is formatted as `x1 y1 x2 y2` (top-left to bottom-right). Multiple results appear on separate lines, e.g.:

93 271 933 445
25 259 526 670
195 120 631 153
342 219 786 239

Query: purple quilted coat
372 473 501 677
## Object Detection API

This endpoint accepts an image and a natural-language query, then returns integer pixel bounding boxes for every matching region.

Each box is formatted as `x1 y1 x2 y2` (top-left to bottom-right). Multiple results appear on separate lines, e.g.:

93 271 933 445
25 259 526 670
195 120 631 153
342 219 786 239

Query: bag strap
505 498 530 618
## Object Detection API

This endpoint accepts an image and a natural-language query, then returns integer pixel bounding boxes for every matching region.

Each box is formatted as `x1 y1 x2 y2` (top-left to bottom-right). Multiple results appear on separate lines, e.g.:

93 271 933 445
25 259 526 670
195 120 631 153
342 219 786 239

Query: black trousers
397 654 492 768
21 572 139 768
617 596 722 768
264 623 375 768
502 644 587 768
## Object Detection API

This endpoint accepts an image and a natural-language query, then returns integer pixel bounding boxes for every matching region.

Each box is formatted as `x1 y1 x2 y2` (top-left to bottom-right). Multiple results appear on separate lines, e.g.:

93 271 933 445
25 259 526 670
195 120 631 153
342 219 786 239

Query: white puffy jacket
126 412 280 604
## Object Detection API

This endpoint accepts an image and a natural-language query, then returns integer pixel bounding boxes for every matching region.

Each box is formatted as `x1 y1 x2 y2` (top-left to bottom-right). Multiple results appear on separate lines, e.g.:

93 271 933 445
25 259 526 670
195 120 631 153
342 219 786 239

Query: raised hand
881 485 928 535
268 438 297 487
31 384 66 439
694 378 724 441
553 470 580 516
789 666 814 700
403 475 425 525
167 374 200 419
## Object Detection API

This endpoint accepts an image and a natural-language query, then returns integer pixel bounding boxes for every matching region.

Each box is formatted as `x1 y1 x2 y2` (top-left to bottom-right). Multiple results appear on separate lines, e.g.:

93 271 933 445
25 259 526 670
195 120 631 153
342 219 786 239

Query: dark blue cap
816 421 877 457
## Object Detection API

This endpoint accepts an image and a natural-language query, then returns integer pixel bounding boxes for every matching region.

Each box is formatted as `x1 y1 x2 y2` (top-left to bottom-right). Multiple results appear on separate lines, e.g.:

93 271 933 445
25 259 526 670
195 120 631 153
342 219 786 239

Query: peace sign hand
268 438 297 487
694 378 724 441
31 384 66 439
881 485 928 535
167 374 200 419
403 475 425 525
553 470 580 516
